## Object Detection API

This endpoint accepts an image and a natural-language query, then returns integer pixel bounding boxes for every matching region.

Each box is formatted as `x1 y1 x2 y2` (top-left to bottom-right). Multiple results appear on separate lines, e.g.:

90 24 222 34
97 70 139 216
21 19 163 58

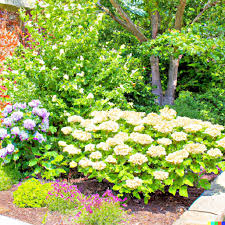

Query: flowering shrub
47 181 126 224
0 85 10 112
0 100 63 178
58 107 225 203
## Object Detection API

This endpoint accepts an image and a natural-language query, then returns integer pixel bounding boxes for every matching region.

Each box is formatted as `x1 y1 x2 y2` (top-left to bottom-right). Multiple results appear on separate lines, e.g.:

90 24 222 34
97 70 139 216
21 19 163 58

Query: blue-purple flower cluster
0 100 50 158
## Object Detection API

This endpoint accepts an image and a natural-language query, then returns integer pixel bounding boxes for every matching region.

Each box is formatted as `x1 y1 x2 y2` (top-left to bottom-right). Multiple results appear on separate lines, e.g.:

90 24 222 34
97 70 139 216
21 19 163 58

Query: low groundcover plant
58 107 225 203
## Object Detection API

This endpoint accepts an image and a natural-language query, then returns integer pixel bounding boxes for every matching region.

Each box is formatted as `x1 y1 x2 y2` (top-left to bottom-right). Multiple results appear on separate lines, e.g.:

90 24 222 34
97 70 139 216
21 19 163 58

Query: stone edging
173 172 225 225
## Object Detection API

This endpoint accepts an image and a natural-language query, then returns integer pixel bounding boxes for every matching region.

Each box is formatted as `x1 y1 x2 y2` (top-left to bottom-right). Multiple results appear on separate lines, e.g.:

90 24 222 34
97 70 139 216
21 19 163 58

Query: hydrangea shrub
58 107 225 203
0 100 64 178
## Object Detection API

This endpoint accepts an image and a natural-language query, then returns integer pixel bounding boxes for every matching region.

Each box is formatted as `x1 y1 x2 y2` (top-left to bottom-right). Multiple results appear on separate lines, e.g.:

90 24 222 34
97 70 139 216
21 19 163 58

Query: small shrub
0 164 21 191
58 107 225 203
13 178 53 208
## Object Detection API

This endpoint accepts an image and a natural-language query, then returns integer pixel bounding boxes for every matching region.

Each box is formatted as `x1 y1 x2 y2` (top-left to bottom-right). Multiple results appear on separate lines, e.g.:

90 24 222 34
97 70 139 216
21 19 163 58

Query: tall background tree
97 0 225 105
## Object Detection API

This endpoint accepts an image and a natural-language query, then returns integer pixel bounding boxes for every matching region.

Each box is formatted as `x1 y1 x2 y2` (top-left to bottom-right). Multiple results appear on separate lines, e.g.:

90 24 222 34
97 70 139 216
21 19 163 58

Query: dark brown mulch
0 173 218 225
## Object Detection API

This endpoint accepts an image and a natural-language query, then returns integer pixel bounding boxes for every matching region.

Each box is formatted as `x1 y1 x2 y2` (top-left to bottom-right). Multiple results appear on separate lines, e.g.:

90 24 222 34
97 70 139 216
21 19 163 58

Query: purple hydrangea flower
13 103 27 110
28 100 41 108
0 128 8 139
0 148 7 158
41 118 49 132
2 105 13 117
19 131 29 141
11 127 20 136
2 118 13 127
11 111 23 122
33 131 46 143
32 108 49 119
23 119 36 130
6 144 15 154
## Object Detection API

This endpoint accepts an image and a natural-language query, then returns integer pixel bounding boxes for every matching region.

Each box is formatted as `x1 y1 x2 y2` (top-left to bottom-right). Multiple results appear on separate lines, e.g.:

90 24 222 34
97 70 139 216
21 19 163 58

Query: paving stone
0 204 10 214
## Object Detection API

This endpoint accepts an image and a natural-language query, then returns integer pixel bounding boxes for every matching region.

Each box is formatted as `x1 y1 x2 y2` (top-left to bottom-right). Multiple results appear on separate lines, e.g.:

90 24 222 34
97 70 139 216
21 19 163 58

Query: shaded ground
0 173 217 225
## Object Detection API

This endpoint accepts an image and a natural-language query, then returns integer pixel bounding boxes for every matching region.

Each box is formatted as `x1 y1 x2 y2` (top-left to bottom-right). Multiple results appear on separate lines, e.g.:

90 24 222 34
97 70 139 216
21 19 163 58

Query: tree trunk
163 56 180 105
150 55 163 105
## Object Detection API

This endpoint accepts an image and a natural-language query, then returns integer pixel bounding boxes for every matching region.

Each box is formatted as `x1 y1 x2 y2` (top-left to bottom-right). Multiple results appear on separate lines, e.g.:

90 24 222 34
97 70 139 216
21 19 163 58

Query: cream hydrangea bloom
96 142 110 151
171 132 187 141
128 153 148 165
85 144 95 152
184 124 203 133
126 177 143 189
79 158 92 168
147 145 166 157
80 119 96 127
68 115 83 123
108 108 123 121
157 138 172 146
98 121 119 132
142 113 161 126
207 148 223 158
121 111 145 120
130 132 154 145
72 130 92 141
153 171 169 180
165 149 189 164
153 122 174 133
125 118 143 126
204 128 221 137
183 143 207 154
92 161 106 170
58 141 67 147
216 137 225 149
134 125 145 132
106 138 124 147
69 161 77 168
114 144 132 156
113 132 129 142
105 155 117 164
90 151 102 160
63 145 81 155
159 107 177 120
61 126 73 135
90 111 108 123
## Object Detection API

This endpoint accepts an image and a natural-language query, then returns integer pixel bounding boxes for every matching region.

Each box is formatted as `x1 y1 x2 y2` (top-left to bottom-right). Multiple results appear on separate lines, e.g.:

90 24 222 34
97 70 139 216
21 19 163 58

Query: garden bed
0 174 217 225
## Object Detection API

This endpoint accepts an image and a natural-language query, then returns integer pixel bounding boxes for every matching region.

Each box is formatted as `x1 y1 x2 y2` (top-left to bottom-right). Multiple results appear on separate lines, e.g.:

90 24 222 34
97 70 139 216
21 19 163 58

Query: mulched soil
0 173 218 225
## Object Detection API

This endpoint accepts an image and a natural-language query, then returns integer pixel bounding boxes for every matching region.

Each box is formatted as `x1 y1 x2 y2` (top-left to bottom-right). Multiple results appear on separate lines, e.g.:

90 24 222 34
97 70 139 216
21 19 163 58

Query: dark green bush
172 89 225 125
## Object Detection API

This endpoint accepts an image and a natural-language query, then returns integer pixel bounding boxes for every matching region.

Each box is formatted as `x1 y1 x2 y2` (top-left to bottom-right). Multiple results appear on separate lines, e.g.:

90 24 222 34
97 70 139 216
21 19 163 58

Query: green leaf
45 144 52 150
34 167 41 174
13 153 20 161
169 185 177 196
28 158 38 167
133 191 141 199
190 164 200 173
199 179 211 190
113 184 121 191
176 167 184 177
179 186 188 197
164 178 173 185
183 175 194 186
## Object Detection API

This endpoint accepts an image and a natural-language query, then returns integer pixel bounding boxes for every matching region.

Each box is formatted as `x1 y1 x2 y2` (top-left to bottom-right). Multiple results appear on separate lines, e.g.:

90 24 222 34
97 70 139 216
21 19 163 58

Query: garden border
173 171 225 225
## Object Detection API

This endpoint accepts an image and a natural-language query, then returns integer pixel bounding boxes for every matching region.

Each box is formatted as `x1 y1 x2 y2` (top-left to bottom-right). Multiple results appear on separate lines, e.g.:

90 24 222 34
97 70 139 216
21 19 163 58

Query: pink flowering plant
0 100 64 178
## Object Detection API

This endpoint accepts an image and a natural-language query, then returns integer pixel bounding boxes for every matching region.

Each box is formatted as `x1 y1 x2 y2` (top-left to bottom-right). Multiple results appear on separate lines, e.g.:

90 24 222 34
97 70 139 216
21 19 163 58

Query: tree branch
191 0 220 24
175 0 187 30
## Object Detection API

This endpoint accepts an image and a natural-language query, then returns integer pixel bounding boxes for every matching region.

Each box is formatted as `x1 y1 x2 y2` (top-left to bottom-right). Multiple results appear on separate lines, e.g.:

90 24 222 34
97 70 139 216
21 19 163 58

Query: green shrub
0 164 22 191
75 201 126 225
58 107 225 203
13 178 53 208
172 89 225 125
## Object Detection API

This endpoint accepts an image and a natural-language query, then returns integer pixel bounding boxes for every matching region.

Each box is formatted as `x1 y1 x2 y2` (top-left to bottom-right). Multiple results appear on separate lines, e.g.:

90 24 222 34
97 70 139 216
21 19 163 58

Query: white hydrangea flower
105 155 117 164
108 108 123 121
147 145 166 157
183 143 207 154
159 107 177 120
61 127 73 135
106 138 123 147
63 145 81 155
128 153 148 165
134 125 145 132
96 142 110 151
69 161 77 168
58 141 67 147
68 115 83 123
154 121 174 133
171 132 187 141
126 177 143 189
87 93 94 99
72 130 92 141
142 113 161 126
216 137 225 149
92 161 106 170
207 148 223 158
79 158 92 168
114 144 132 156
85 144 95 152
165 150 189 164
157 138 172 146
113 132 129 142
130 132 154 145
204 128 221 137
98 121 119 132
153 171 169 180
90 151 102 160
184 124 202 133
